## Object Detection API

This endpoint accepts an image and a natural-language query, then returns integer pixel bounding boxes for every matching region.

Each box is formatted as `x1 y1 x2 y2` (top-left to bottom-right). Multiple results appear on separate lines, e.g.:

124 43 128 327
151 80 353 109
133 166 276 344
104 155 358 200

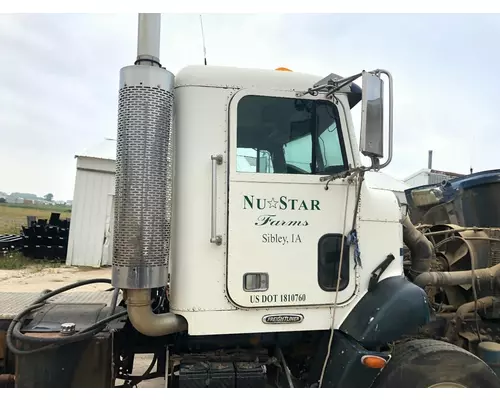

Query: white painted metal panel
176 65 325 93
169 86 235 312
66 158 115 268
404 172 430 188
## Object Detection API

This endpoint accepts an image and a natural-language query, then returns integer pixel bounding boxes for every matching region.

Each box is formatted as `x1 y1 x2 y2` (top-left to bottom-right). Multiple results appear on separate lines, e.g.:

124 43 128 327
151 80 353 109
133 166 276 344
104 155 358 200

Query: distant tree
11 192 38 200
0 198 6 203
44 193 54 202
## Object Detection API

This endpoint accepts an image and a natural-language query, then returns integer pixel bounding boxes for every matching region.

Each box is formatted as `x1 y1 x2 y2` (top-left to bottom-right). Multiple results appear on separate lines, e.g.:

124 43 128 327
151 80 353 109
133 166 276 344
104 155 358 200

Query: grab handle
210 154 223 246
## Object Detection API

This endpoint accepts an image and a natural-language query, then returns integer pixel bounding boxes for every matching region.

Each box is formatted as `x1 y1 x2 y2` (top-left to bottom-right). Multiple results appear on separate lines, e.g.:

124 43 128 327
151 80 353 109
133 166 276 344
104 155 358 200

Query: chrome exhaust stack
112 13 186 337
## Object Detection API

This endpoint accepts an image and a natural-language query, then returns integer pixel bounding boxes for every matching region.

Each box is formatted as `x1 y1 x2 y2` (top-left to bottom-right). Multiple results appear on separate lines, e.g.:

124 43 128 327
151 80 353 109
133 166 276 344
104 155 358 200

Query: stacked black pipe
0 234 23 256
21 213 71 260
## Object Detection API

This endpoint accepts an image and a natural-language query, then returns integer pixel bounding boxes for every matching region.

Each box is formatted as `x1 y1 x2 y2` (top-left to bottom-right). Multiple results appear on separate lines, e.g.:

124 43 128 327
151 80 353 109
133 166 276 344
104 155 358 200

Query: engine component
455 296 500 321
401 215 435 275
423 224 492 273
413 263 500 288
477 341 500 377
455 296 499 321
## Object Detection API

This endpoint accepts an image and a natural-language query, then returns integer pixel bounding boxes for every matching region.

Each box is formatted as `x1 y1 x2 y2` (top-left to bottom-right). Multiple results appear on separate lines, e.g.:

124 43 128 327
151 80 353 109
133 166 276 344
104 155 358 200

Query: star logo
268 198 278 208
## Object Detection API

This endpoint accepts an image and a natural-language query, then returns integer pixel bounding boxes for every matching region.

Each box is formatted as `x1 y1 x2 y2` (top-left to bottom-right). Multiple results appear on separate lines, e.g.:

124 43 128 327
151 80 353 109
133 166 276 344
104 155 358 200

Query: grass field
0 252 57 270
0 203 71 235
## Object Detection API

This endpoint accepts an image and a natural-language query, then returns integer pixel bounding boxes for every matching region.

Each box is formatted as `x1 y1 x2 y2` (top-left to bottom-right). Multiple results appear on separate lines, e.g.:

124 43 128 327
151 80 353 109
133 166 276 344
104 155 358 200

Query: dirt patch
0 266 112 292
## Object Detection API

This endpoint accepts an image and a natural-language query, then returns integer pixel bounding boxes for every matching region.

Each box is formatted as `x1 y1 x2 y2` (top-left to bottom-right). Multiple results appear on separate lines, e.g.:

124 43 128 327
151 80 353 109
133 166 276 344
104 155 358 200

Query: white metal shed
66 138 116 268
403 168 465 188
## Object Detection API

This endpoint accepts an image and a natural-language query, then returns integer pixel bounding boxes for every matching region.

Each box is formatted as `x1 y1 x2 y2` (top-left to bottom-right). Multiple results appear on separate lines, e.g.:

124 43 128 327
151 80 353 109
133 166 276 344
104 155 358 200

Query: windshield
235 95 348 175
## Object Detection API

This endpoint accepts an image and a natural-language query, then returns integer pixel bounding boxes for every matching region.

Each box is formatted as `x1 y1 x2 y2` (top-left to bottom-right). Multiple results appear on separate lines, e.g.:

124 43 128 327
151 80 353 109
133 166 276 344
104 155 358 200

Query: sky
0 13 499 200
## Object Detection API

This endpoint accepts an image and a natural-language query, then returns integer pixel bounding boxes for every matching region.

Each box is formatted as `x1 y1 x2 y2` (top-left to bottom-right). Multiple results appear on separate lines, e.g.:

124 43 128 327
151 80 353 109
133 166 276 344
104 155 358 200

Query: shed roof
76 138 116 161
403 168 465 183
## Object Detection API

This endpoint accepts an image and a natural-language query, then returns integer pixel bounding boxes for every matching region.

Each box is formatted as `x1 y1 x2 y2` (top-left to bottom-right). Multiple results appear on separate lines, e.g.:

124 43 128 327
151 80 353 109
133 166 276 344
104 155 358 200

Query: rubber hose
402 215 435 275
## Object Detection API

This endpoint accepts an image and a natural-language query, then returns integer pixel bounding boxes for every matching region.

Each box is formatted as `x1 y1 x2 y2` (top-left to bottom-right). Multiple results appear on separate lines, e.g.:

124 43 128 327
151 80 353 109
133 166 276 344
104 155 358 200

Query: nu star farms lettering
243 195 320 246
243 195 320 212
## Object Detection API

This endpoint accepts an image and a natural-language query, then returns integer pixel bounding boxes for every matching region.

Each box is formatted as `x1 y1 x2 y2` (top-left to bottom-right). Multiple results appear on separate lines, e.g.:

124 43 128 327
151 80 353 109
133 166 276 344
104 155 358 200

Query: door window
235 95 348 175
317 234 350 291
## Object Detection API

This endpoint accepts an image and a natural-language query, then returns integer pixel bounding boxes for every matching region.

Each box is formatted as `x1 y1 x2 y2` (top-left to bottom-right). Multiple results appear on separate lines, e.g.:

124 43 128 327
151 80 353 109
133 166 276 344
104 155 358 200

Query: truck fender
340 275 432 348
315 330 391 388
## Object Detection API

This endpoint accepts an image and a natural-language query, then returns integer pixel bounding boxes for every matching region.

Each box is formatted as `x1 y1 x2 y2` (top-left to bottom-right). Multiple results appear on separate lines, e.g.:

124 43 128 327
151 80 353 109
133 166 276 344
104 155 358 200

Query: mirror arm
373 69 394 170
298 72 363 98
325 73 363 97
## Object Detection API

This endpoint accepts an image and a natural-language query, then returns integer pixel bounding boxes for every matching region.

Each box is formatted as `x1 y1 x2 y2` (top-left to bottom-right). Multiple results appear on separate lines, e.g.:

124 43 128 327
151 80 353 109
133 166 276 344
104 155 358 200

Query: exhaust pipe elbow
126 289 187 337
402 215 435 275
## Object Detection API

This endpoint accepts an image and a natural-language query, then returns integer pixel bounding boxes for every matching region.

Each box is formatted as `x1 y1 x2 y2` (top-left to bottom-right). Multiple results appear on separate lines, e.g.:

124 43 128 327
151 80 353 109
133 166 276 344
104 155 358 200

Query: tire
373 339 500 388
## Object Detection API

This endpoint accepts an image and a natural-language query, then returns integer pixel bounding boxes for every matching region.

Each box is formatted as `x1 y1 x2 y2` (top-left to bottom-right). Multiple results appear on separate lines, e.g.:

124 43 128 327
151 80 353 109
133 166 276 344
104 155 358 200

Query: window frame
228 89 356 182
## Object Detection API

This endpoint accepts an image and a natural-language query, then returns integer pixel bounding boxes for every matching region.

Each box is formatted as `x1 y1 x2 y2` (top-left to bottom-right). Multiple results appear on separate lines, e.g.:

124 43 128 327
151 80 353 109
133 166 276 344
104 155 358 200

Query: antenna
199 15 207 66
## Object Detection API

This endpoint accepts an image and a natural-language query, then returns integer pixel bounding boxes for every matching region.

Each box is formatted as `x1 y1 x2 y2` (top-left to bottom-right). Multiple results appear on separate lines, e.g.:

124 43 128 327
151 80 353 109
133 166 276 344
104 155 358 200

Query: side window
236 95 348 175
236 148 274 173
319 123 345 169
317 234 350 291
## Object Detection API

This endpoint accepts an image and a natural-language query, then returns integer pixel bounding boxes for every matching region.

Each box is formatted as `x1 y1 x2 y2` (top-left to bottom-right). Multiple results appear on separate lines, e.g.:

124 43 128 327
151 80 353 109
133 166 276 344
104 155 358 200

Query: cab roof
174 65 362 108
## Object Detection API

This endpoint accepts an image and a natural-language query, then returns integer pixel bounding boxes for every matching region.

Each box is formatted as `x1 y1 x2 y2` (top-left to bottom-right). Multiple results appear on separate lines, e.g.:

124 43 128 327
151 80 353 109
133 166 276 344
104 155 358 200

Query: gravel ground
0 265 112 292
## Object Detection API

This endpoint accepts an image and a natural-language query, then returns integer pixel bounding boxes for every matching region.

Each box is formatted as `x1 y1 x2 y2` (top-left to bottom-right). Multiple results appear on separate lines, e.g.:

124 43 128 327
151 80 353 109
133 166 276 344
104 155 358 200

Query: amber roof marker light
275 67 293 72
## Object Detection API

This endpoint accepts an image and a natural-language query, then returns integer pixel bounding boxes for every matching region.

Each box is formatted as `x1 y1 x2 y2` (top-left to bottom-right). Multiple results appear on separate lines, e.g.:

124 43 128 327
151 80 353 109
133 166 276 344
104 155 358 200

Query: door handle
210 154 223 246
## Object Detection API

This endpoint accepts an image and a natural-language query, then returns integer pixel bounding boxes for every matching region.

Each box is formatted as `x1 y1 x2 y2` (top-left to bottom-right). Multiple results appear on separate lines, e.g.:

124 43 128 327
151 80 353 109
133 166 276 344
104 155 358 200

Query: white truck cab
170 65 403 335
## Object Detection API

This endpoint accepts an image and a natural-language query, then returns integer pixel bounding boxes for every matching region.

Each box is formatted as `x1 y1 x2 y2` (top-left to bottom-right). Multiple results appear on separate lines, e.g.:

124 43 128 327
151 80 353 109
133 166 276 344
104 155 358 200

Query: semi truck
1 13 500 388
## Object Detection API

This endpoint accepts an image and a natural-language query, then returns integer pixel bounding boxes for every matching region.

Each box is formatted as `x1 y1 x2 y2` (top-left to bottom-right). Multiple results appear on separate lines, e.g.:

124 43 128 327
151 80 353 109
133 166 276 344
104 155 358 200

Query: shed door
101 194 114 266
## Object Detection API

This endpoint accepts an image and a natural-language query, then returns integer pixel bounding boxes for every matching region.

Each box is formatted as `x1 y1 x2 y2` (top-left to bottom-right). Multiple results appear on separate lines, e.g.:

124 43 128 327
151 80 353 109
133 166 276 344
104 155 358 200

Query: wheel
373 339 500 388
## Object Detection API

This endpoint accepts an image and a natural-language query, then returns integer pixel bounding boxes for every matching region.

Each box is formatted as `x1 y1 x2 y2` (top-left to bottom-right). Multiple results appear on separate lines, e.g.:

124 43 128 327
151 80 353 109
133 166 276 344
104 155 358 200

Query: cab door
226 89 359 309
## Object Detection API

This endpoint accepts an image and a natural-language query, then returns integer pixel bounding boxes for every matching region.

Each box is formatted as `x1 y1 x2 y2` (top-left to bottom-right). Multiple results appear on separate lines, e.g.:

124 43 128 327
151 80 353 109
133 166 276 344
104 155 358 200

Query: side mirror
360 71 385 160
